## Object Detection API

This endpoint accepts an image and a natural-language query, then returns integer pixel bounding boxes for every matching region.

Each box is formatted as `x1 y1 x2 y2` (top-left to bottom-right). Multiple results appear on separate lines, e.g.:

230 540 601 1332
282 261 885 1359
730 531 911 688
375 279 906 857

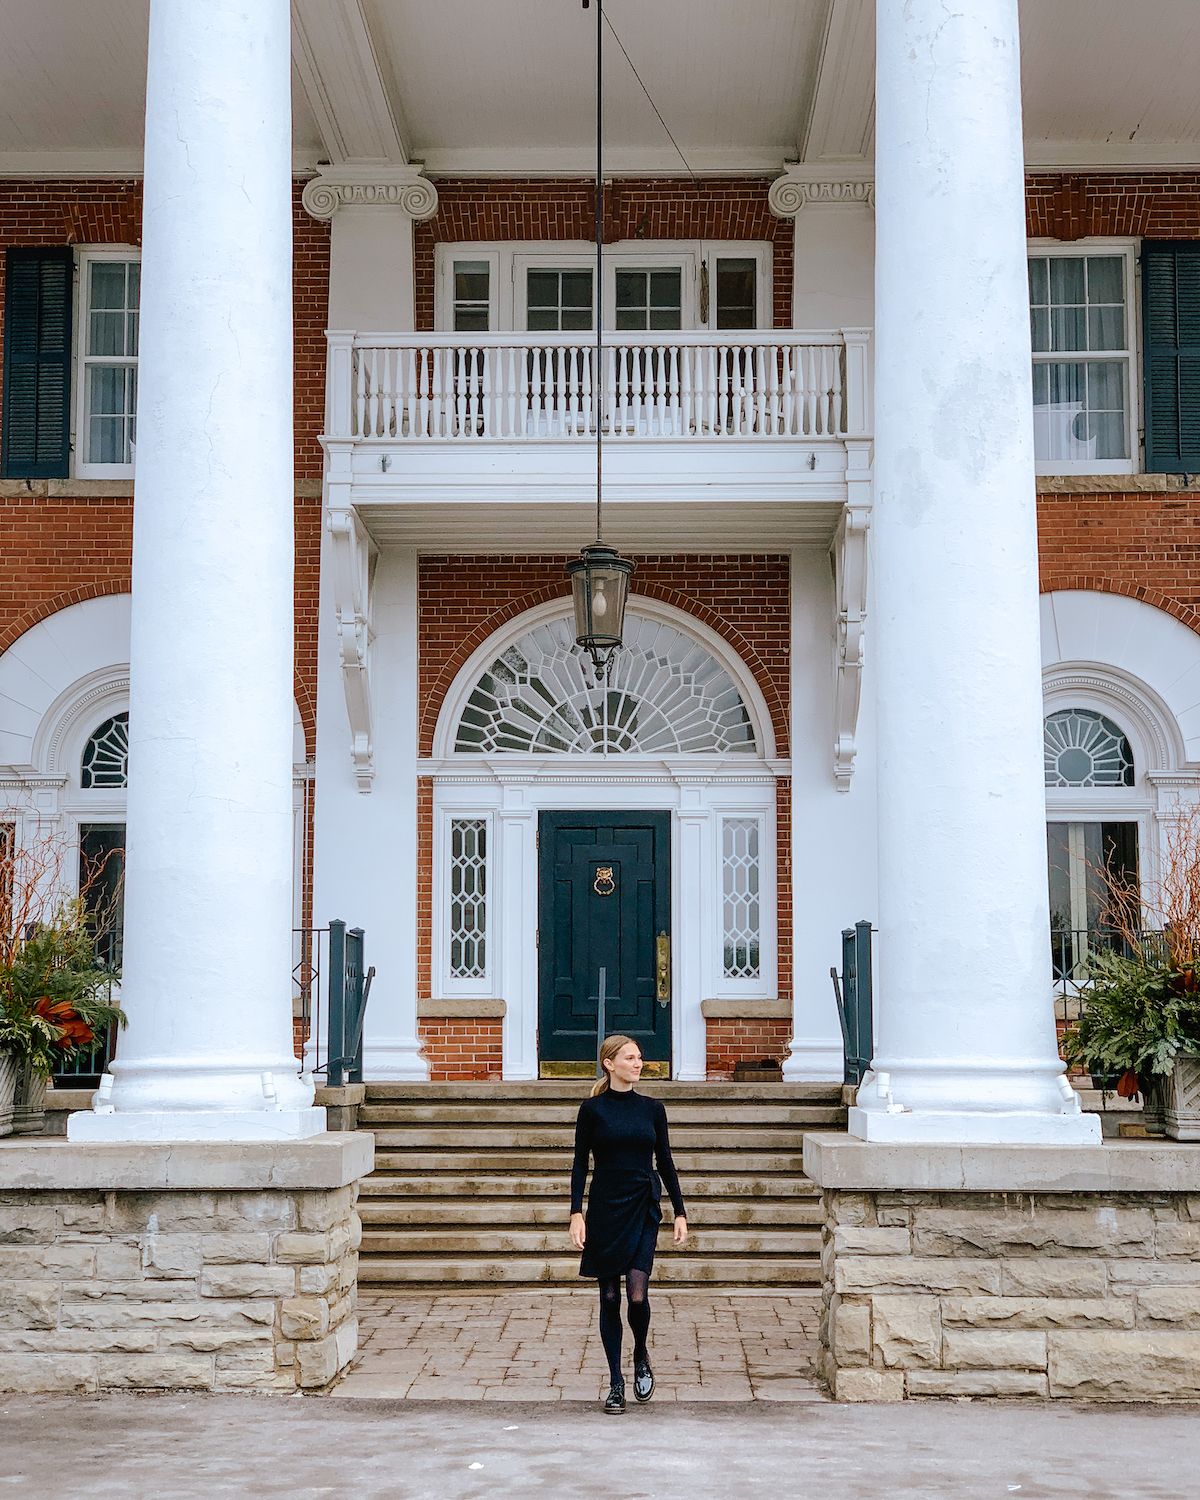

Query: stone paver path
336 1291 825 1401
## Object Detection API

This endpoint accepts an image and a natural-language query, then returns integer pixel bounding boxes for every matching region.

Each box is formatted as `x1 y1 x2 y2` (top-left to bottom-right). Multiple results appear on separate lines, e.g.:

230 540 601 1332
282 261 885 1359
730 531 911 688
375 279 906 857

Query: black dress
570 1088 686 1280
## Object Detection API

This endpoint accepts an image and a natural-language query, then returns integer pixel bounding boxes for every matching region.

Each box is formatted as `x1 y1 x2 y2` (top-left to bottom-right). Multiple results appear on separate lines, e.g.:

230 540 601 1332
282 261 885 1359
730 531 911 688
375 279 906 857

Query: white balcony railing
325 329 870 444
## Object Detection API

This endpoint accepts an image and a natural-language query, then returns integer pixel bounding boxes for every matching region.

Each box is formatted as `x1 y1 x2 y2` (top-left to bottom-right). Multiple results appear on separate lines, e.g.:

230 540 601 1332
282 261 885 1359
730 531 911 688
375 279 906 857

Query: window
714 258 757 330
721 818 761 980
81 712 129 789
79 823 125 970
526 268 593 332
454 613 757 756
0 823 12 943
615 269 683 332
1028 247 1136 474
76 252 140 474
448 819 487 980
1044 709 1134 788
452 260 492 333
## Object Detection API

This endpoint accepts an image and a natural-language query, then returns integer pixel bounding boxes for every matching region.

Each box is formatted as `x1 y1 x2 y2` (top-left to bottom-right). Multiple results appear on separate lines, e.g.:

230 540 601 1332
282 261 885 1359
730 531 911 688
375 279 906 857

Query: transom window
1028 247 1135 474
454 613 757 756
1044 708 1134 788
77 251 140 474
81 712 129 789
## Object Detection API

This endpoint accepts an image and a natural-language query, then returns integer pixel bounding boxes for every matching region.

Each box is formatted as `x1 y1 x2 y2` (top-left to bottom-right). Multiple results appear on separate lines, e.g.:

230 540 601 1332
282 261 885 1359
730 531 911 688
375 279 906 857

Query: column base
360 1035 429 1081
783 1037 844 1082
848 1104 1101 1145
68 1107 328 1143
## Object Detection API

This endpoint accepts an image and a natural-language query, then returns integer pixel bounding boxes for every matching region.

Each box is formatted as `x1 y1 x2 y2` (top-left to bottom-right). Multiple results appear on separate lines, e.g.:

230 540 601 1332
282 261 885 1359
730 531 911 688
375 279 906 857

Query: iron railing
831 920 873 1086
1050 925 1167 995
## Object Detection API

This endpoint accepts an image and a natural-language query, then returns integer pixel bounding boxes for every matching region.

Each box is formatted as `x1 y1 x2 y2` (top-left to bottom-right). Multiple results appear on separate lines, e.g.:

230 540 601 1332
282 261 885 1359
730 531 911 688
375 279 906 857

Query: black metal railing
831 920 873 1086
1050 925 1168 994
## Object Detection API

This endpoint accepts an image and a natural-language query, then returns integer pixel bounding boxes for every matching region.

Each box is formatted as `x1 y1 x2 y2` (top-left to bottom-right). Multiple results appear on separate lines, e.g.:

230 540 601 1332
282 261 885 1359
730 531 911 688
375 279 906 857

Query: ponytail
592 1034 638 1097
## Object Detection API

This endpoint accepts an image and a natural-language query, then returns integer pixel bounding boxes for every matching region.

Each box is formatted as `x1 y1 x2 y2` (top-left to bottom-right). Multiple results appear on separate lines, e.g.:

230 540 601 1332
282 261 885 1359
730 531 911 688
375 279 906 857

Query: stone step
359 1226 821 1256
363 1124 829 1151
363 1082 841 1103
358 1102 844 1127
357 1255 822 1288
357 1197 824 1227
358 1173 821 1200
370 1149 810 1174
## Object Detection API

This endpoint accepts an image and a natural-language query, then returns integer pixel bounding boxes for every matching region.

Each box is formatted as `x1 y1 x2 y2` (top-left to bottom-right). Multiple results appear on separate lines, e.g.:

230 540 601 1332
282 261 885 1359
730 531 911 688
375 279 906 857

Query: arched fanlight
568 0 634 677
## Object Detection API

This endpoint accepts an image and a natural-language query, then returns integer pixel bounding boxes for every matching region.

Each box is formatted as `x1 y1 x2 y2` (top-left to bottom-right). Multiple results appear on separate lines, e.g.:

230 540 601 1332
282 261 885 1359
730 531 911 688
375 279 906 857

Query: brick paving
335 1291 826 1402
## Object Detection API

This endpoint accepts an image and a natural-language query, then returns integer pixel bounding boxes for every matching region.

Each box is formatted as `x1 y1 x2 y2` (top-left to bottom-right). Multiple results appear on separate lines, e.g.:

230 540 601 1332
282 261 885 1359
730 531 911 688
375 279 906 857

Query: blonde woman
569 1034 688 1414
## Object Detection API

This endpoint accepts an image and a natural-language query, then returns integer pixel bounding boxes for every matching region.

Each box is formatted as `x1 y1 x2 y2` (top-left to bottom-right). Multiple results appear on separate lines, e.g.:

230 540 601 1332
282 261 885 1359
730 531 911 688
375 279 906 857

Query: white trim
430 594 779 761
434 240 773 333
1027 238 1140 478
72 246 141 481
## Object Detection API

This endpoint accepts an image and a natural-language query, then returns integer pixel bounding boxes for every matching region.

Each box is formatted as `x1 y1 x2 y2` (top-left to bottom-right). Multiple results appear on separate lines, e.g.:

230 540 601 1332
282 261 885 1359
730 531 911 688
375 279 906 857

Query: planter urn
1166 1052 1200 1142
0 1052 18 1138
11 1059 48 1135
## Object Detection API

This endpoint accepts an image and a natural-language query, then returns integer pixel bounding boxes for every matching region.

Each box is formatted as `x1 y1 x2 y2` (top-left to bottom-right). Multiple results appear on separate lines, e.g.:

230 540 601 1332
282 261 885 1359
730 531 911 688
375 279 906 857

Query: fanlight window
1044 708 1134 788
454 614 757 756
81 712 129 789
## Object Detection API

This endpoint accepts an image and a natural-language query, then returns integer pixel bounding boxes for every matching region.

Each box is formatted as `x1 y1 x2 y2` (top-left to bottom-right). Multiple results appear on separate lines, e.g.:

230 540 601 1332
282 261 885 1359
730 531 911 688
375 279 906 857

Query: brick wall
1027 171 1200 240
705 1018 791 1080
418 1018 504 1081
414 176 793 330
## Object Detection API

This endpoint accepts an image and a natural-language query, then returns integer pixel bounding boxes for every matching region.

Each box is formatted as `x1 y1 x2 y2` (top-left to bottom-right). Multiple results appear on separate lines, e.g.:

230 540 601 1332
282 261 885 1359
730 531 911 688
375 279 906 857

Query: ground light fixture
568 0 634 678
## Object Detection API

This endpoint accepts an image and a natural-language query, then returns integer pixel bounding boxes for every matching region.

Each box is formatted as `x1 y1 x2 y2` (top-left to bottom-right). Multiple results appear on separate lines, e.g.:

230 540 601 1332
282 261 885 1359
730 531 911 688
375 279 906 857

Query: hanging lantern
566 542 634 676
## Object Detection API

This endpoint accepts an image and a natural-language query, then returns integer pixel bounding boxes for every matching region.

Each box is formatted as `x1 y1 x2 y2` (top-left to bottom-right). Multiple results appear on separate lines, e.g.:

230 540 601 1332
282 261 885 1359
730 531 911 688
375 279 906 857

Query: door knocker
593 865 616 897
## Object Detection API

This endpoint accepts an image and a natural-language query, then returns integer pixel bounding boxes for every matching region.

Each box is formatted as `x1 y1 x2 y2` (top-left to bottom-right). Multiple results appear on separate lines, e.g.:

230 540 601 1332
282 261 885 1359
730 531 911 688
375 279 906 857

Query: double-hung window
75 250 140 477
1028 244 1137 475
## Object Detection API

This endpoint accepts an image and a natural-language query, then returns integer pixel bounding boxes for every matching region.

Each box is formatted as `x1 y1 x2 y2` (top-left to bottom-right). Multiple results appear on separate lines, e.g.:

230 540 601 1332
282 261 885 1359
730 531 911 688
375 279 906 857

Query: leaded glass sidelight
449 819 487 979
454 614 757 756
1044 708 1134 788
722 817 761 980
81 712 129 789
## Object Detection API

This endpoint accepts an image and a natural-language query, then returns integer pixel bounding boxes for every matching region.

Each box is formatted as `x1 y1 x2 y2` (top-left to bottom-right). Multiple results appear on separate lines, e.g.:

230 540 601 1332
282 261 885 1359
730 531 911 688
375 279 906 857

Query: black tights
597 1270 651 1384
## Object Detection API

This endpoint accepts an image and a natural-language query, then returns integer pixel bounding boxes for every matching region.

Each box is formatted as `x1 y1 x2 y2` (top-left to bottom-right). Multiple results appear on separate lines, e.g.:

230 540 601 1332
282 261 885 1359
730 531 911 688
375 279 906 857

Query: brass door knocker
593 865 616 896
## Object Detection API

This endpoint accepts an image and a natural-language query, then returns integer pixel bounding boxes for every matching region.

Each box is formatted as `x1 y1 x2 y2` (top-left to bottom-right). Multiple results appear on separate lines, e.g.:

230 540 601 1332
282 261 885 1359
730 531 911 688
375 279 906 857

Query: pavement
339 1290 824 1400
3 1393 1199 1499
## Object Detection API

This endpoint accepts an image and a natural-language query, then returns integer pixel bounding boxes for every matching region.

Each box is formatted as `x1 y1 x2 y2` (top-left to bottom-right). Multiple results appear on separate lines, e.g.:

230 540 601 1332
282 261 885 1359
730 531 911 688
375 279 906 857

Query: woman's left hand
673 1215 688 1247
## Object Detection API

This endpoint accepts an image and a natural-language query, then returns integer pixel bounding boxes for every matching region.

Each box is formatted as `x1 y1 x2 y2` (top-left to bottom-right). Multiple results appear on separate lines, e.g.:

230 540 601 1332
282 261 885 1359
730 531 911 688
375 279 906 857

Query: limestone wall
821 1186 1200 1400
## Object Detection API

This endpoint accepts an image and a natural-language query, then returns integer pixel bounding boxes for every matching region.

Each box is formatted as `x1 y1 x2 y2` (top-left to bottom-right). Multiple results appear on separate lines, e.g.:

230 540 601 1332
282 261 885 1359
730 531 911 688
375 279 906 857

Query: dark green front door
538 811 671 1073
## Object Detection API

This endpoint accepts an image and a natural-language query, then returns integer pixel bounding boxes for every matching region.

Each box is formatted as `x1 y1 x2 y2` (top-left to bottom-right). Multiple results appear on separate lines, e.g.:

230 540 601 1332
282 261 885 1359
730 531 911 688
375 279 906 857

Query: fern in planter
1062 945 1200 1089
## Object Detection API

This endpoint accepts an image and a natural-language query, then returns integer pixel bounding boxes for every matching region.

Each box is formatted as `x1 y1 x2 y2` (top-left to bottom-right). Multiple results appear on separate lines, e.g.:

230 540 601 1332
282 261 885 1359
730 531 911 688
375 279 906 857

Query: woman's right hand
569 1212 586 1251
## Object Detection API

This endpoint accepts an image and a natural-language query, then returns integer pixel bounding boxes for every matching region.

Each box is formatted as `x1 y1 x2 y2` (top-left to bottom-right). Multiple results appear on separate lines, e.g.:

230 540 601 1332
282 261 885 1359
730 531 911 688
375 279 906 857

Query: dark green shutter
1142 241 1200 475
2 248 74 479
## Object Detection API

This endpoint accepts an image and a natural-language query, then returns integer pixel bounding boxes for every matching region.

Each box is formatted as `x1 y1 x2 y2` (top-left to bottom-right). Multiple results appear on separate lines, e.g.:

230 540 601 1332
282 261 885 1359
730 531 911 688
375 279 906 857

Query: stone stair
355 1081 844 1290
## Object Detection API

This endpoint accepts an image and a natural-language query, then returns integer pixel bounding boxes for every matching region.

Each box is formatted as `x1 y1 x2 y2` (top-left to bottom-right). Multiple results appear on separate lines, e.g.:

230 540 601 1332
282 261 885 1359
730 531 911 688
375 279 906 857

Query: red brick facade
418 1018 504 1082
705 1018 792 1081
414 176 794 332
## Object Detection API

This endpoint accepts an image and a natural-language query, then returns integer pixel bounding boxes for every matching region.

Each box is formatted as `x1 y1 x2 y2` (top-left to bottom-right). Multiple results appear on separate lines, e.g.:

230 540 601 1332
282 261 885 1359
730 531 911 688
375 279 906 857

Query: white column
71 0 322 1141
853 0 1098 1143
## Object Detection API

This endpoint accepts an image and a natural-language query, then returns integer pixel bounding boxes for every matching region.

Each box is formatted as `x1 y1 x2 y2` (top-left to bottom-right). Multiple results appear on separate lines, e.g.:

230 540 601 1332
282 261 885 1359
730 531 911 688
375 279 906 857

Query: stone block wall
821 1187 1200 1401
0 1182 361 1393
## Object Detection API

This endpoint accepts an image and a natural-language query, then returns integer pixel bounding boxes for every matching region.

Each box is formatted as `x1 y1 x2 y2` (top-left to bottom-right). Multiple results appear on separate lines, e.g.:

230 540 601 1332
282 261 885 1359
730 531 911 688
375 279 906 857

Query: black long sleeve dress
570 1087 686 1280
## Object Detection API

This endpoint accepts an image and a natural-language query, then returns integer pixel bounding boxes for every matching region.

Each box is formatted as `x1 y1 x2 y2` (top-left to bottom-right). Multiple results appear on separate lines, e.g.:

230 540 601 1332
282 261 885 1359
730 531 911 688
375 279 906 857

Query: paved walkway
337 1290 824 1401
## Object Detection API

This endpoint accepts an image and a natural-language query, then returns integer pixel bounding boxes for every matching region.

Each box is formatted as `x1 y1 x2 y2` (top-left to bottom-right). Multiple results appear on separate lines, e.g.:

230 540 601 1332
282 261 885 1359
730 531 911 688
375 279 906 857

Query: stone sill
803 1131 1200 1193
1037 473 1199 493
0 1132 373 1191
418 999 506 1018
700 999 790 1019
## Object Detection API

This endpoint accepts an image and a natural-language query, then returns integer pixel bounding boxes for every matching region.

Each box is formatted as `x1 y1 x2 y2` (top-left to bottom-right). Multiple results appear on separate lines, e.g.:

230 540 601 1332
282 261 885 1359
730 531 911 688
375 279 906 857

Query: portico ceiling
0 0 1196 177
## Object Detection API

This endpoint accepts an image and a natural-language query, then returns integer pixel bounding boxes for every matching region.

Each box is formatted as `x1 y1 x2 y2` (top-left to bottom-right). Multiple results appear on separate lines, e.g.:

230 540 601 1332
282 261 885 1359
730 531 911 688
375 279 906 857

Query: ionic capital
769 164 875 219
302 165 439 222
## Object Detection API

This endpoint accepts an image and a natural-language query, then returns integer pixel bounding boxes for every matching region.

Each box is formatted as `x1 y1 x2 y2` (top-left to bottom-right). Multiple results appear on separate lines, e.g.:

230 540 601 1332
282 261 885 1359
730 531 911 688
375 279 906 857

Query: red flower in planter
33 997 95 1049
1115 1069 1141 1100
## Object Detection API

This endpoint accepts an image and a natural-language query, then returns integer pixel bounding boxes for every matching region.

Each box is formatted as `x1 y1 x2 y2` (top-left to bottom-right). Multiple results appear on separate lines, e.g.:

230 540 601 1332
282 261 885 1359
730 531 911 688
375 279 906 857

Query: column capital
769 163 875 219
301 164 439 222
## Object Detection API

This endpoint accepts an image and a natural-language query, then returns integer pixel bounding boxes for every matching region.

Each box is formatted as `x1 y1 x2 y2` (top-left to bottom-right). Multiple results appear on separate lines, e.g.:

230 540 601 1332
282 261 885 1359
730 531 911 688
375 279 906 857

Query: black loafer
634 1361 654 1403
603 1380 626 1414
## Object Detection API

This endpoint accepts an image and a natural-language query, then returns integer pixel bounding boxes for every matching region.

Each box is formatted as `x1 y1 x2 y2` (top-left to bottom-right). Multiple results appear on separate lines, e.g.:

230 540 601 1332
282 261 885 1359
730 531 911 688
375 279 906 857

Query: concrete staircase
355 1081 845 1291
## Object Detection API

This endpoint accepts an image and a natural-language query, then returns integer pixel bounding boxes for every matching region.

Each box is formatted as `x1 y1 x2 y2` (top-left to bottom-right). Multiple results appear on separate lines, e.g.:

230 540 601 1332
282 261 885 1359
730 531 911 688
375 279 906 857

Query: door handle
656 931 671 1006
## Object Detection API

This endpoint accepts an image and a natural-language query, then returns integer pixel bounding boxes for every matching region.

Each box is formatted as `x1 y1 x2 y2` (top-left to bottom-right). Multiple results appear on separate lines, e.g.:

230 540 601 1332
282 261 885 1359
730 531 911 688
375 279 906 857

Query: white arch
1041 590 1200 770
432 593 779 760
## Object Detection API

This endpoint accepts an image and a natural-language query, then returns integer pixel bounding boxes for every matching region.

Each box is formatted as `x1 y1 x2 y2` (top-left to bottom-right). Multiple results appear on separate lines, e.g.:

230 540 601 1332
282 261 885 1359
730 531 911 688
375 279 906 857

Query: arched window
1044 708 1134 788
81 712 129 789
454 614 757 756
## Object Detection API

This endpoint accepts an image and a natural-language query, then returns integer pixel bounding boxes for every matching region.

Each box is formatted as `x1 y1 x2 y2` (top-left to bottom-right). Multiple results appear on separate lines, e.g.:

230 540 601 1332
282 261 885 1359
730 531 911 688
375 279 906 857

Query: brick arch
1039 575 1200 636
0 581 317 760
421 576 789 757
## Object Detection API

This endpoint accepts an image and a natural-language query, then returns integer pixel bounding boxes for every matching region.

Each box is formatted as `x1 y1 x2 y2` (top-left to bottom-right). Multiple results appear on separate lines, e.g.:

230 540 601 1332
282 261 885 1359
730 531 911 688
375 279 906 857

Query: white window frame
434 241 772 333
73 246 141 480
435 807 496 998
714 808 775 1000
1028 237 1140 479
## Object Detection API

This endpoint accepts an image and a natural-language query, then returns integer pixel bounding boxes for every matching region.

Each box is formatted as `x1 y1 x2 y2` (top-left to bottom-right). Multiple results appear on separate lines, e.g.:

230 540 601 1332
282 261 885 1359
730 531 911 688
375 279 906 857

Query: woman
569 1034 688 1414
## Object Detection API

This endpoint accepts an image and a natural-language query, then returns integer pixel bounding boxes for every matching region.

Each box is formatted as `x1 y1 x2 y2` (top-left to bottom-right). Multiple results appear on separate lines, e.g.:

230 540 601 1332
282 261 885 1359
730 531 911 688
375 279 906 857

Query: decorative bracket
833 502 871 791
327 504 378 792
769 163 875 219
301 165 439 222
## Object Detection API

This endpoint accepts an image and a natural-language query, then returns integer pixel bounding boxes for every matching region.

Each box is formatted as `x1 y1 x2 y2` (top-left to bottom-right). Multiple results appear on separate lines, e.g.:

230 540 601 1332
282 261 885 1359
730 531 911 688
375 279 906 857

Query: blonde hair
591 1035 640 1097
